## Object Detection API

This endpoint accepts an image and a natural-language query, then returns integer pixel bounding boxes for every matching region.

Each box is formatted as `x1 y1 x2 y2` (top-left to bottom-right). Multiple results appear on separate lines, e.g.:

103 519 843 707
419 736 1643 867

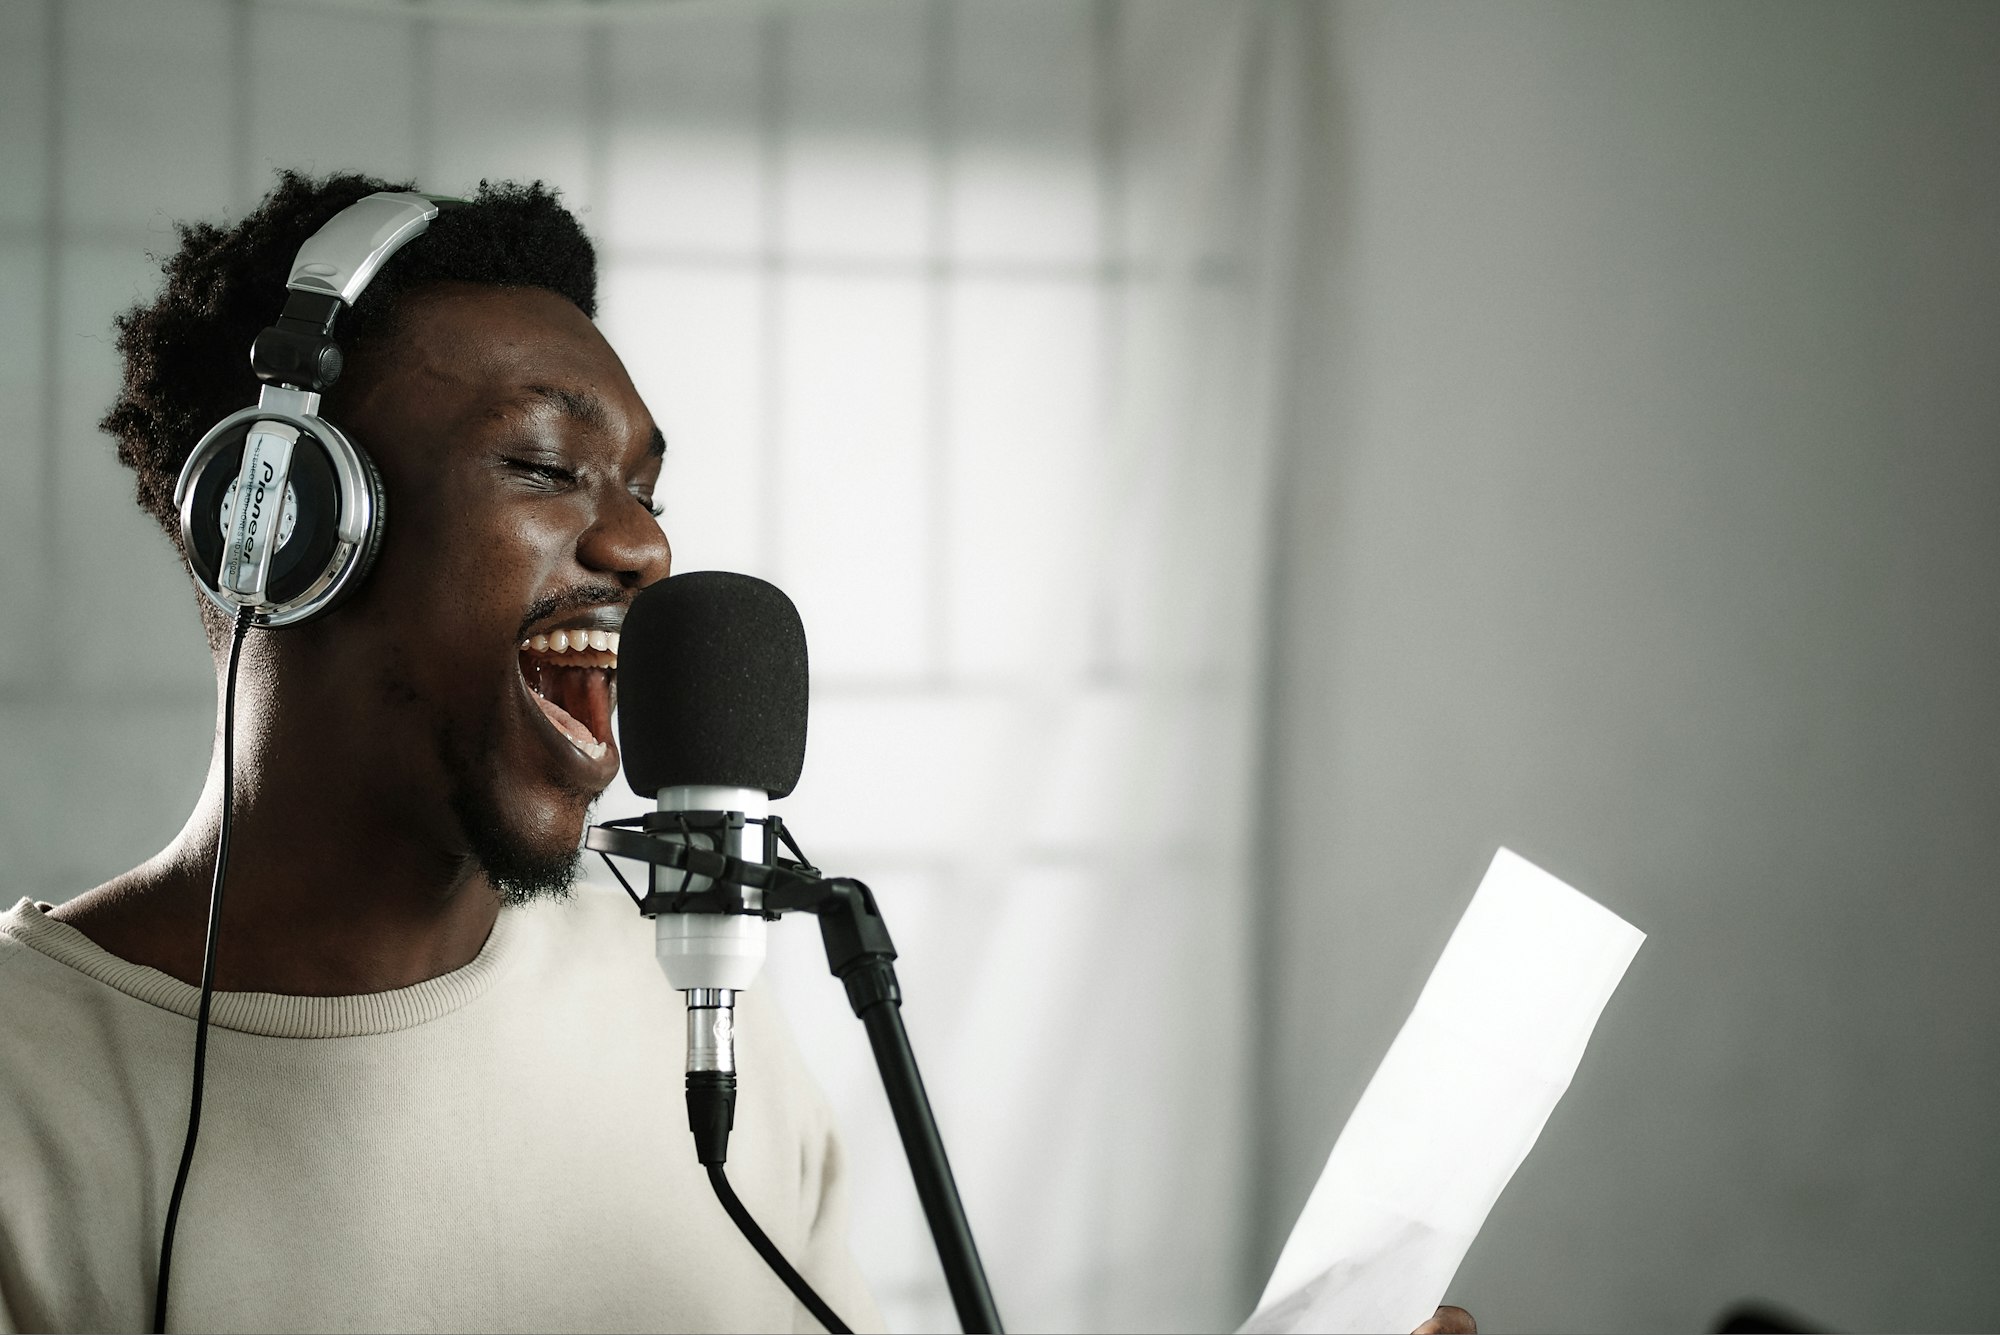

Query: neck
51 668 505 996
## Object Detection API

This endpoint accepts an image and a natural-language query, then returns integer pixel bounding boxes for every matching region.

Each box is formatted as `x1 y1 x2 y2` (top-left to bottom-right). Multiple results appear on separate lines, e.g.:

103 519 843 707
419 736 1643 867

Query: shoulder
0 896 190 1077
0 899 183 1329
0 897 126 1015
0 899 41 995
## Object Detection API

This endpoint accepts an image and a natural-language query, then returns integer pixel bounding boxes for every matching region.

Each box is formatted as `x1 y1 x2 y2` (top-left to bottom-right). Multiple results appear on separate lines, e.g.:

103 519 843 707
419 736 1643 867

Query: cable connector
684 987 739 1166
686 1071 736 1167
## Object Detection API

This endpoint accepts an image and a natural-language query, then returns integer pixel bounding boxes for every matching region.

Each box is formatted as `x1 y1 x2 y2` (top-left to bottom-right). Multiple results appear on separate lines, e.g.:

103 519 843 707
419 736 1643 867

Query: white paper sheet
1241 848 1644 1335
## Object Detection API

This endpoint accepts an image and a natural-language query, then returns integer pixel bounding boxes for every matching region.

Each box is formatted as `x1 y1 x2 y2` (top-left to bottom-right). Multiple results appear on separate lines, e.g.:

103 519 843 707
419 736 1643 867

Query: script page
1241 848 1645 1335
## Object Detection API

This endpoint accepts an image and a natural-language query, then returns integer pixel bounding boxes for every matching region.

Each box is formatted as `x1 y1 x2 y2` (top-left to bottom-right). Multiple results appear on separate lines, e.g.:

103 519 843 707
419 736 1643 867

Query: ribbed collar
0 898 522 1040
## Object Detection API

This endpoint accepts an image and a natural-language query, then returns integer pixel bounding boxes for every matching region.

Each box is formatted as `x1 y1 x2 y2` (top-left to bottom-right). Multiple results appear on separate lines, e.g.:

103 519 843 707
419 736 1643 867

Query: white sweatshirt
0 886 883 1334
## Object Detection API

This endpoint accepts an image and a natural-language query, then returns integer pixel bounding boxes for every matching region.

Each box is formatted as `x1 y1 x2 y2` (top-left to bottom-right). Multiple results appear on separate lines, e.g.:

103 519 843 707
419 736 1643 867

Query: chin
453 776 597 906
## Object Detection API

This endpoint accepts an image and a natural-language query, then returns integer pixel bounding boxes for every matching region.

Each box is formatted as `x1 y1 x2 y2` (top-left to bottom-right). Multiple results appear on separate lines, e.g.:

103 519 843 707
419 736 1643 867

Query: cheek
439 509 559 590
392 488 576 609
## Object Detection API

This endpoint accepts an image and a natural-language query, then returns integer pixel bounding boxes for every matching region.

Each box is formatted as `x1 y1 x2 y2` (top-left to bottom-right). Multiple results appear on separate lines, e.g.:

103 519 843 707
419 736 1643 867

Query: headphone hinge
255 384 322 419
250 330 342 391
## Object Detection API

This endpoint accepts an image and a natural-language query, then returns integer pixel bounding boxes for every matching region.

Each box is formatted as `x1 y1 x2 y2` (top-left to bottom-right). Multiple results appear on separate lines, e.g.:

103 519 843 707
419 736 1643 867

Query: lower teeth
530 685 606 759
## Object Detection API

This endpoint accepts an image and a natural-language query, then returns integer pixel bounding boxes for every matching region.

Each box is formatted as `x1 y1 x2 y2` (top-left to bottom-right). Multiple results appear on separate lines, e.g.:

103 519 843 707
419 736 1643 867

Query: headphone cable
152 605 253 1334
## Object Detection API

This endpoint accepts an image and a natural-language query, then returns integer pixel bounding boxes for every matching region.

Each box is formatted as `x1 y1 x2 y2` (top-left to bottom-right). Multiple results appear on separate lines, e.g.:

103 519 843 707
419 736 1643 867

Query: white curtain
590 6 1313 1329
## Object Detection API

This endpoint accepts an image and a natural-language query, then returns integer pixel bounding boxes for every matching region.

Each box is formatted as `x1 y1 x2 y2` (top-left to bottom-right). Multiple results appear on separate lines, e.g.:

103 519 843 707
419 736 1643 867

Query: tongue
533 689 602 754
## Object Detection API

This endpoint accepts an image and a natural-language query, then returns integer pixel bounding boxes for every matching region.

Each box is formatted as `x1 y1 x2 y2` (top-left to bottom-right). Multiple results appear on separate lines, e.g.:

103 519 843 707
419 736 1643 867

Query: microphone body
651 784 770 1095
653 783 769 992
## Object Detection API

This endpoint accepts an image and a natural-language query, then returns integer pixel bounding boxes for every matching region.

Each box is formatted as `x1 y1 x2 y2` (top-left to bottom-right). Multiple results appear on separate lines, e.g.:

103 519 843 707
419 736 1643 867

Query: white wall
1257 4 2000 1331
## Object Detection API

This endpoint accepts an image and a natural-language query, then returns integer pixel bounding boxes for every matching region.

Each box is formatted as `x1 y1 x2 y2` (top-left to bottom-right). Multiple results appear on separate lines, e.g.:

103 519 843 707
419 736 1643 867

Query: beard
453 785 582 906
440 717 590 906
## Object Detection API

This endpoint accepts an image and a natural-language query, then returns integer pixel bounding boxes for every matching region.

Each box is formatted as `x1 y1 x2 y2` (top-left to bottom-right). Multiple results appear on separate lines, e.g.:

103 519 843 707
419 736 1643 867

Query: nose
578 492 672 590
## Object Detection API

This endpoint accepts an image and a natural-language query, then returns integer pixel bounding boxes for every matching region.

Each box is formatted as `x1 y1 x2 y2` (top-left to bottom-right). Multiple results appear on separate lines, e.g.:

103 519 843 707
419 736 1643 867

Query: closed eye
504 457 580 491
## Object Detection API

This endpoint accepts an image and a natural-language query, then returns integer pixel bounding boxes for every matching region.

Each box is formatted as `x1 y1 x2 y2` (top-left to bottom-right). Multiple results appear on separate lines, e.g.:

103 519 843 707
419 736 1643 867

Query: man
0 172 1475 1335
0 172 880 1334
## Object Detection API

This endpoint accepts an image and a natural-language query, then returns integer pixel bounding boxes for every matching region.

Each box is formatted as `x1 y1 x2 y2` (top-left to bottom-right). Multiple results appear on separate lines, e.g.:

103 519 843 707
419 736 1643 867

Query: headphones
173 191 456 627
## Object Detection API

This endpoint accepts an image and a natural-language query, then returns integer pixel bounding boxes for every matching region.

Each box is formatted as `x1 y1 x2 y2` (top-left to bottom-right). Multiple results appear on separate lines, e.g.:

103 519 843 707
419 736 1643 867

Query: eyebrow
524 383 666 458
525 383 611 429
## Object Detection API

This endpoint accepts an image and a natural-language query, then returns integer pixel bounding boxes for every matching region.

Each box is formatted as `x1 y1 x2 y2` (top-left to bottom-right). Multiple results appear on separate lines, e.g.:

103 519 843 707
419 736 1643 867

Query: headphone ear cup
176 408 387 626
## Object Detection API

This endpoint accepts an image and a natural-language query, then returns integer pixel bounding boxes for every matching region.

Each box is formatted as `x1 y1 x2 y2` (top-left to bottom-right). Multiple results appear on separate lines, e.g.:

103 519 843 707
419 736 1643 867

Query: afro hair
101 170 598 550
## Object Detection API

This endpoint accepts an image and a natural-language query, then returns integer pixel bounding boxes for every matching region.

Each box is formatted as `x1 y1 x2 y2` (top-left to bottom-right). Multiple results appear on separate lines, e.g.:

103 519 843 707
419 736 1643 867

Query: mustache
514 583 632 641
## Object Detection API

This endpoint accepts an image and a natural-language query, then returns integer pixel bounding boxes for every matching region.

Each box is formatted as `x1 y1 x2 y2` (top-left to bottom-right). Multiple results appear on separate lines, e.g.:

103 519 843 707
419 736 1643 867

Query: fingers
1411 1305 1477 1334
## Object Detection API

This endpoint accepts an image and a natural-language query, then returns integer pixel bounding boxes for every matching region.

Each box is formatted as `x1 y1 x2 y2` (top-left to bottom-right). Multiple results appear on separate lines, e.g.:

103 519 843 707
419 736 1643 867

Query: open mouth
519 626 620 763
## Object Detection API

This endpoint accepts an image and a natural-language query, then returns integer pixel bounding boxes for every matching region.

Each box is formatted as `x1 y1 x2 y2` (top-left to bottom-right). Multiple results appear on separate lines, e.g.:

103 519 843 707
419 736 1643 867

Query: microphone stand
588 815 1005 1335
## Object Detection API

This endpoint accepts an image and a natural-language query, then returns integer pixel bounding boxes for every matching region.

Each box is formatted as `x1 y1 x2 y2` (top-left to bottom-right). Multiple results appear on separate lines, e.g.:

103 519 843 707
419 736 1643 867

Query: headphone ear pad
343 442 389 595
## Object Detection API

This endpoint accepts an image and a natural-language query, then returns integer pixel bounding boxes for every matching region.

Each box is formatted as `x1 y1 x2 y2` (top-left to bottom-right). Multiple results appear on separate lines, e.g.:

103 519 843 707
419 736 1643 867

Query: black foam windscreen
617 571 809 800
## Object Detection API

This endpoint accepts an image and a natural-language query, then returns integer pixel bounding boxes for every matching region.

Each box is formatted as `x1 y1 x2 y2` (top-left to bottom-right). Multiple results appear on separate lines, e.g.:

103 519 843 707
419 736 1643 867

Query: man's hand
1413 1306 1477 1334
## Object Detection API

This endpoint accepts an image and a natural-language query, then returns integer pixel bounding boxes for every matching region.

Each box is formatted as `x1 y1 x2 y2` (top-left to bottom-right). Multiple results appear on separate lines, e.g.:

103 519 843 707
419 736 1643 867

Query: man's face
296 282 670 901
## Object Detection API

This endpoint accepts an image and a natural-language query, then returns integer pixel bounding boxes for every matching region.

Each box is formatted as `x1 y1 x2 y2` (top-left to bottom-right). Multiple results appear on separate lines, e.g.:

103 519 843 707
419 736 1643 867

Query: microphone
602 571 999 1332
615 571 809 1161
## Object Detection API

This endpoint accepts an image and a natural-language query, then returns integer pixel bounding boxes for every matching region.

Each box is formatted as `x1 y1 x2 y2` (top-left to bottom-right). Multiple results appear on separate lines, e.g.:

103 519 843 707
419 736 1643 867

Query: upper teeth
523 629 620 654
